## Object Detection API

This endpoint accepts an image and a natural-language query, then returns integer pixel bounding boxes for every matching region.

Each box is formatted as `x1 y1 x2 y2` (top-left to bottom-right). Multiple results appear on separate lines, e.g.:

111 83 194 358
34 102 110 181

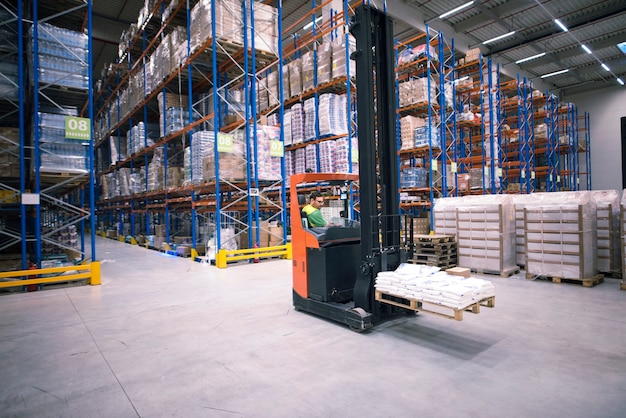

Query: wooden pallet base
472 266 520 278
526 273 604 287
375 291 494 321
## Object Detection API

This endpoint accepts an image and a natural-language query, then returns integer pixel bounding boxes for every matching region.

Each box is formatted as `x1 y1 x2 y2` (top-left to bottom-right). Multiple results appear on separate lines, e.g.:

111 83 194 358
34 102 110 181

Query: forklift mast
350 5 405 312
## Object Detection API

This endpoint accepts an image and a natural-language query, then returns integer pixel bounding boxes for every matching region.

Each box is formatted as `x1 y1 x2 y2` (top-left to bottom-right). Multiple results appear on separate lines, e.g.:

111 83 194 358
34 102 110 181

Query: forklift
290 5 411 331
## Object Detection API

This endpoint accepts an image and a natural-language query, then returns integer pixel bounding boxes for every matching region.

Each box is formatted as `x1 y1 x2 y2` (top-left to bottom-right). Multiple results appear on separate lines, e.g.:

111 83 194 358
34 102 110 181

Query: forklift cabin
289 4 409 331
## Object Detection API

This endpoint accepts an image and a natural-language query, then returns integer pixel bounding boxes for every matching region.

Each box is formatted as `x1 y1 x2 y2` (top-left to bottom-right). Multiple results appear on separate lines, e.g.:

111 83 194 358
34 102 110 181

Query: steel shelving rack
94 0 285 258
0 1 96 273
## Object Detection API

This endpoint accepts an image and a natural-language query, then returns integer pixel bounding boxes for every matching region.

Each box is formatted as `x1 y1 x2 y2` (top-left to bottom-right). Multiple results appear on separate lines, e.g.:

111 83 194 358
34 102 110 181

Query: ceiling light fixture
601 63 610 71
554 18 568 32
302 16 322 31
581 44 592 54
618 78 625 86
439 1 474 19
541 69 569 78
483 31 516 45
515 52 546 64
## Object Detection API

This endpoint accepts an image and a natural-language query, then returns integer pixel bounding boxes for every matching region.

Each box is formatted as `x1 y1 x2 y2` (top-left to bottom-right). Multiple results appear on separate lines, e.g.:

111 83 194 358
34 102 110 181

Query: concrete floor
1 236 625 417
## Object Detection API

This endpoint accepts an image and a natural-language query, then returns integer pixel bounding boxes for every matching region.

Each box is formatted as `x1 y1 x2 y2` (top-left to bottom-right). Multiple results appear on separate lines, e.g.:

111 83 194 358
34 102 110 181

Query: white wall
564 87 626 192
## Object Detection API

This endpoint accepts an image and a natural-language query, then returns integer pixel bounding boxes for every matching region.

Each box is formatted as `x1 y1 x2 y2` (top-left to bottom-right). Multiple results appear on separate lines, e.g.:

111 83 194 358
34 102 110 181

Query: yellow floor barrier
0 261 101 289
216 243 292 268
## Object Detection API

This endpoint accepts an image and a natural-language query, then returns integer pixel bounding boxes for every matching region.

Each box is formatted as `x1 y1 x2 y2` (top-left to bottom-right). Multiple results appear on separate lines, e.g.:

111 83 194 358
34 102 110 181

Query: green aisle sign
217 134 233 153
65 116 91 140
269 140 284 157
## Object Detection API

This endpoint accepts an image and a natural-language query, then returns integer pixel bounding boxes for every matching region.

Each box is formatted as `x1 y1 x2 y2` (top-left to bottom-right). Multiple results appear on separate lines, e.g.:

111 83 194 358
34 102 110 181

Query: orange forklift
290 5 412 331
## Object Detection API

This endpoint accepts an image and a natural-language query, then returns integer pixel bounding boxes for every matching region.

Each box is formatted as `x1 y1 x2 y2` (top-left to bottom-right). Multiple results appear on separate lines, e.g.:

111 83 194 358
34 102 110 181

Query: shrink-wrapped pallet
301 51 315 92
456 195 516 275
590 190 620 277
525 191 597 280
316 42 332 85
288 58 302 98
433 196 464 236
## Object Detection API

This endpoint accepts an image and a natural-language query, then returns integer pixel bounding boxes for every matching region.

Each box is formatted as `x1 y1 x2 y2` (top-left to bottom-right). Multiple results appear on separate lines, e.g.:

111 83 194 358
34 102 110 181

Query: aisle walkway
1 236 625 417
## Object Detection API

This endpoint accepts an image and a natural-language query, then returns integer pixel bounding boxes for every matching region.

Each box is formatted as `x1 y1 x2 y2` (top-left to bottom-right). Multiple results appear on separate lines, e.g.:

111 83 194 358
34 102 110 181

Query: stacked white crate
524 191 597 282
590 190 621 278
511 194 535 267
621 190 626 290
433 196 465 237
456 195 517 276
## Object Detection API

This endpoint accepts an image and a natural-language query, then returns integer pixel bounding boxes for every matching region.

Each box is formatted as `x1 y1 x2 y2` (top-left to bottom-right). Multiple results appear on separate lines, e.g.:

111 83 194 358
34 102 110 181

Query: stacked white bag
375 263 495 310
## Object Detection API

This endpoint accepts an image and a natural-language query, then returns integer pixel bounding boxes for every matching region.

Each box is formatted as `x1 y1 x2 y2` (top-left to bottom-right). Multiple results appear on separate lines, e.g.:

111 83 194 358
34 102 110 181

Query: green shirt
302 204 326 227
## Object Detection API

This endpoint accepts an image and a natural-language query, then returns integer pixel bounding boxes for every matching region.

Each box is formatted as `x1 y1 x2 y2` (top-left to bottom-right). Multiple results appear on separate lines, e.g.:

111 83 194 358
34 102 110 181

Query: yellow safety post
216 249 227 268
90 261 101 285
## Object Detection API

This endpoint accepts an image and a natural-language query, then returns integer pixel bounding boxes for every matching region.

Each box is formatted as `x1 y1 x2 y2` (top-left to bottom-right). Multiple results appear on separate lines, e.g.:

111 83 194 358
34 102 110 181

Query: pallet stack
410 234 457 268
524 191 601 287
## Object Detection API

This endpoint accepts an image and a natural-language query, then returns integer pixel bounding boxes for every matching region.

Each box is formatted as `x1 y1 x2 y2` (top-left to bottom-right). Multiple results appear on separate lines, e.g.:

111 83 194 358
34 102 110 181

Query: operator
302 191 327 227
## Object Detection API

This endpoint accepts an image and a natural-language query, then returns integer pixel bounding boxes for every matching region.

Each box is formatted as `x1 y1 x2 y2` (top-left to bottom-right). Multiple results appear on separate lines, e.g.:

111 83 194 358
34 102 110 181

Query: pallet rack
0 1 97 273
94 0 285 256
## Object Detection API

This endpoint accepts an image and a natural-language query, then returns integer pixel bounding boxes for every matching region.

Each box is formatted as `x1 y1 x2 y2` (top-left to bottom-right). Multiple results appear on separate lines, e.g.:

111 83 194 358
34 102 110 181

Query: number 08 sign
65 116 91 141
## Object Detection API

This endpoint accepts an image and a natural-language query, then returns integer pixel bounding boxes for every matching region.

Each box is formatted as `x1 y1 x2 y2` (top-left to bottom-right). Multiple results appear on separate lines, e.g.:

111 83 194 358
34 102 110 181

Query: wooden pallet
375 290 495 321
526 273 604 288
472 266 520 278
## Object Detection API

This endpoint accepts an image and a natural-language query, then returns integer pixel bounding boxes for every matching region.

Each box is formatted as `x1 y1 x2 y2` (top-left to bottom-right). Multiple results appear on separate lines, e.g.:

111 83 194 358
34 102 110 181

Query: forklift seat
298 194 309 228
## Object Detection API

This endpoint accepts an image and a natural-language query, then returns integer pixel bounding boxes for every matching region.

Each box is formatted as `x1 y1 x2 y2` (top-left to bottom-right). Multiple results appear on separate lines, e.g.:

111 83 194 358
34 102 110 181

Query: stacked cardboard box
525 191 597 280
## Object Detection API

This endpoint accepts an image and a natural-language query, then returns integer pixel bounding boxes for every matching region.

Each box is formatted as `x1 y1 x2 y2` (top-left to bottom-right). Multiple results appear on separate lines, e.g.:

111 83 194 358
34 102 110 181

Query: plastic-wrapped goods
190 0 243 52
455 195 516 274
525 191 597 279
589 190 620 276
414 125 440 148
257 76 269 113
318 94 349 137
294 147 306 174
316 42 332 85
334 137 358 174
305 144 317 172
301 51 315 92
255 125 282 181
400 167 428 188
267 71 280 107
284 150 294 180
39 142 88 174
282 108 292 146
290 103 305 145
400 116 425 150
32 23 89 90
248 1 279 55
288 58 302 98
318 140 336 173
331 36 356 79
303 97 317 141
203 130 246 181
375 264 494 310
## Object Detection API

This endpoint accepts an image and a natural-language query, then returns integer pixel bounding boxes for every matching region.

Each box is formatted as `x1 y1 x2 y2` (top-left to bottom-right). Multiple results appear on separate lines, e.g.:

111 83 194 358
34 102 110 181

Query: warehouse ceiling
10 0 625 96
